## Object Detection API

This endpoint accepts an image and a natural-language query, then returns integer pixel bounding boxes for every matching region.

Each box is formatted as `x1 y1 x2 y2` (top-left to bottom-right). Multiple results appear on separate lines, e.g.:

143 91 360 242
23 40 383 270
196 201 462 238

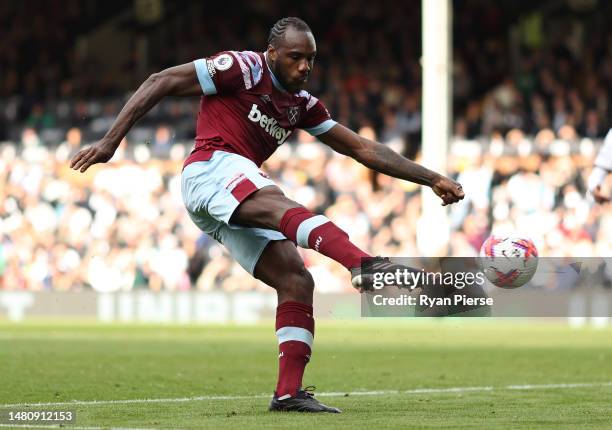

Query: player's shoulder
297 90 320 111
229 50 265 89
208 50 265 90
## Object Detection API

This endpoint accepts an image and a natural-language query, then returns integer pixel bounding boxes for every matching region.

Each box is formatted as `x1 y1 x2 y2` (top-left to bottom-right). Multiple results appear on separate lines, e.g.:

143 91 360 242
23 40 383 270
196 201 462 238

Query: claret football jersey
184 50 336 168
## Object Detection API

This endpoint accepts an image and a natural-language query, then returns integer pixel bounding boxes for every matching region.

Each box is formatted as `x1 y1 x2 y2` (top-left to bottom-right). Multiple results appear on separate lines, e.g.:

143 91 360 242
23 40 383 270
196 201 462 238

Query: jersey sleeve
588 128 612 191
193 51 263 95
594 128 612 171
298 96 337 136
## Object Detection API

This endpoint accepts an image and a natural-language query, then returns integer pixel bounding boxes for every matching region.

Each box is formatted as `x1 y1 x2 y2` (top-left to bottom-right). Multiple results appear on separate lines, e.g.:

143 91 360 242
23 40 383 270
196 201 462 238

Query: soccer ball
478 235 539 289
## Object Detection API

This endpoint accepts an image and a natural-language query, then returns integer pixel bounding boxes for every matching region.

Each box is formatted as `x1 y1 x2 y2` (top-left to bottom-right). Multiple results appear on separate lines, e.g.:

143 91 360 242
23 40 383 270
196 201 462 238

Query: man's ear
267 45 277 62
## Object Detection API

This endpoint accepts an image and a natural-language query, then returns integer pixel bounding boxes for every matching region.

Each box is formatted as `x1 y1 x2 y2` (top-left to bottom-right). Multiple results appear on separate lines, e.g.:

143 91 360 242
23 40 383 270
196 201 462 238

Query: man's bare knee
269 253 314 295
254 240 314 303
289 263 314 291
278 265 314 303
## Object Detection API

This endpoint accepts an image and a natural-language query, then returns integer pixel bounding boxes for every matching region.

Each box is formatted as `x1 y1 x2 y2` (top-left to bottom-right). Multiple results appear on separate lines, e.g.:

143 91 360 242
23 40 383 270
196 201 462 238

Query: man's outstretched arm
70 63 201 172
317 123 464 205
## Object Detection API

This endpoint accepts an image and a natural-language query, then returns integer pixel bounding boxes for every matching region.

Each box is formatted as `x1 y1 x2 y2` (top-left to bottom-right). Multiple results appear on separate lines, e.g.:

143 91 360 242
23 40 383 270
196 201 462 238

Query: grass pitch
0 320 611 429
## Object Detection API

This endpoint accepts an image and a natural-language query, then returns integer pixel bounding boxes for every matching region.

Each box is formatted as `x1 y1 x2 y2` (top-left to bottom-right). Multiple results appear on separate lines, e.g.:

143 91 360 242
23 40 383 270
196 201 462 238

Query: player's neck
264 52 292 94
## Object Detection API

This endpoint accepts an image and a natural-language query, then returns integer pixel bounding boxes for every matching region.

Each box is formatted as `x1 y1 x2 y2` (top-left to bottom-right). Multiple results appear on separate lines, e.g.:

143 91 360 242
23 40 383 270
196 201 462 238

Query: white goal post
418 0 452 256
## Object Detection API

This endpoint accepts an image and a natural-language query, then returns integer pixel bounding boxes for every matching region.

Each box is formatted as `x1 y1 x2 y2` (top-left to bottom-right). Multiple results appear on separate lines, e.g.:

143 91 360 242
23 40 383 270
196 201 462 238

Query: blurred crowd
0 0 611 291
458 1 612 134
0 126 610 292
3 1 612 147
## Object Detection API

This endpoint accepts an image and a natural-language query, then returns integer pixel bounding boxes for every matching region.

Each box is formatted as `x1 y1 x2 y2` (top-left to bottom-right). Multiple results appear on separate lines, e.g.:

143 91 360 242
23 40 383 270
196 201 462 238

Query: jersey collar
264 52 291 94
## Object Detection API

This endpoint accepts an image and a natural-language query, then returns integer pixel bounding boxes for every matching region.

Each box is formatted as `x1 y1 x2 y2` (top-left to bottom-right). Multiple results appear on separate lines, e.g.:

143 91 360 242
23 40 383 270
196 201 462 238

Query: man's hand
592 185 610 204
431 176 465 206
69 141 116 173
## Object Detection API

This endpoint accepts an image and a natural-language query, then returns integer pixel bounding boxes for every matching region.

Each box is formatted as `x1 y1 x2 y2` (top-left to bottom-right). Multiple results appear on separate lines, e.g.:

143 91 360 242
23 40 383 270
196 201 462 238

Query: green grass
0 320 611 429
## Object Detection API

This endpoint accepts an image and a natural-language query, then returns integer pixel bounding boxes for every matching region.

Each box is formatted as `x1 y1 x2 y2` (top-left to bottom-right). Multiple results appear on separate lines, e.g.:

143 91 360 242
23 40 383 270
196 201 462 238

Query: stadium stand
0 0 610 290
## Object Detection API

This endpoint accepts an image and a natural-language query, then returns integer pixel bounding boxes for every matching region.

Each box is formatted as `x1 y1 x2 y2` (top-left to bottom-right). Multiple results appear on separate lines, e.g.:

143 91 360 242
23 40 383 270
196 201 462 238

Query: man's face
267 27 316 93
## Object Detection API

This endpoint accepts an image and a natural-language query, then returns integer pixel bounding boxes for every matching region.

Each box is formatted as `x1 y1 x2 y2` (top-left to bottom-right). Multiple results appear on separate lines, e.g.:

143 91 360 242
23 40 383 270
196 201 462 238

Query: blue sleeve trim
303 119 337 136
193 59 217 95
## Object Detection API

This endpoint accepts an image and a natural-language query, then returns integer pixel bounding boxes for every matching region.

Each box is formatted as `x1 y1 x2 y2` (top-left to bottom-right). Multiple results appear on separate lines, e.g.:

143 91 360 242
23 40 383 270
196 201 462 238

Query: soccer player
588 128 612 203
70 17 464 413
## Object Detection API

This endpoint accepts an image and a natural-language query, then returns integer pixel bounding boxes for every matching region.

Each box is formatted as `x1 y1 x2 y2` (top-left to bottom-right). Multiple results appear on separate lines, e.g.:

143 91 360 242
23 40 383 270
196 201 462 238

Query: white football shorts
181 150 286 275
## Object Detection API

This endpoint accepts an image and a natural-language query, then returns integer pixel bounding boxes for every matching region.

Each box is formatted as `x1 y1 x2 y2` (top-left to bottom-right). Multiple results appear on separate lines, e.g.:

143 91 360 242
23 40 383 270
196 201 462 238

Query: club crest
287 106 300 126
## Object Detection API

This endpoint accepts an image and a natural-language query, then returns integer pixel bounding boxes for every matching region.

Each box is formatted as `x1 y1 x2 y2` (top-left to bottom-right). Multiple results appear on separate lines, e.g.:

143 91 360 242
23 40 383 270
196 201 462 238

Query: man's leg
182 154 336 413
255 240 313 397
232 186 370 271
253 239 340 413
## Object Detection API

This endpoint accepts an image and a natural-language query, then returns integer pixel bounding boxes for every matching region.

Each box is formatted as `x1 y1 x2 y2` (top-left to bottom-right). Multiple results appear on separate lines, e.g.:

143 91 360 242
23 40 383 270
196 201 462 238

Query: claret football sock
279 207 370 270
275 301 315 399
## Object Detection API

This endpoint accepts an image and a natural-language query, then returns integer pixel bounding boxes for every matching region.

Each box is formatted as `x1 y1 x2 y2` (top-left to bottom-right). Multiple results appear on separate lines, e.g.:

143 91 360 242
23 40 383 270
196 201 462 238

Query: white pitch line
505 382 612 390
1 381 611 409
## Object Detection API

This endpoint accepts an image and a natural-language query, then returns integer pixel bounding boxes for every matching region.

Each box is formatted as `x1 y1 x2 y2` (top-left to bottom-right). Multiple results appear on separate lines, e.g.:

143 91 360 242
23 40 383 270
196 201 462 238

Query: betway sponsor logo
247 104 292 145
